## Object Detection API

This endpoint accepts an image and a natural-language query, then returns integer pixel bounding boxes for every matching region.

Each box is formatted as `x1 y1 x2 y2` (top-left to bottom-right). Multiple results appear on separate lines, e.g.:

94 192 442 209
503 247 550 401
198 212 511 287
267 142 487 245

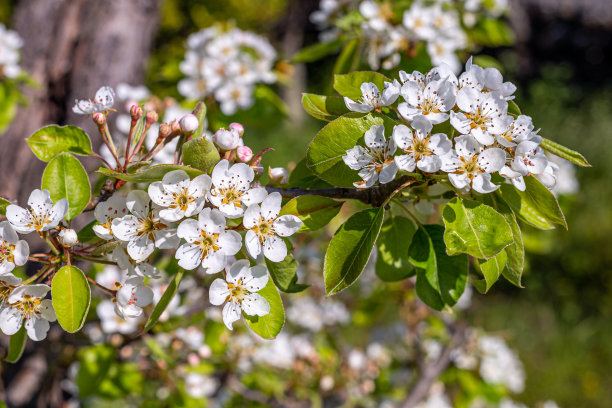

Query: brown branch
401 323 467 408
265 175 417 207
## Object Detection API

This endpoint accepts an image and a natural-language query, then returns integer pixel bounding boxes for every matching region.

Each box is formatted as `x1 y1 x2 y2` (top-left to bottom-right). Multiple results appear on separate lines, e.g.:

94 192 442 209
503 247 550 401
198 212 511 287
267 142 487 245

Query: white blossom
398 77 456 124
148 170 212 222
184 372 219 399
461 57 517 100
175 208 242 273
0 284 56 341
6 189 68 234
441 135 506 193
344 81 400 113
114 276 154 320
72 86 116 115
0 221 28 274
209 260 270 330
392 116 452 173
209 160 267 218
451 87 510 145
97 300 140 334
93 195 129 240
0 23 23 79
111 190 180 262
0 273 22 306
342 124 398 188
243 192 302 262
58 228 78 247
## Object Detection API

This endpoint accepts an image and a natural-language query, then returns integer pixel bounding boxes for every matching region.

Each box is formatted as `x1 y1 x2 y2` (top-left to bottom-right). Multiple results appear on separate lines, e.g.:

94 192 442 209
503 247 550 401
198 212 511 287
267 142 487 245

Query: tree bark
0 0 163 204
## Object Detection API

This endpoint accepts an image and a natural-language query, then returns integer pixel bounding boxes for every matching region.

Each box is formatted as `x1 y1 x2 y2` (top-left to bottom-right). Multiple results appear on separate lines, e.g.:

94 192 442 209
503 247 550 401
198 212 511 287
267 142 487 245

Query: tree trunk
0 0 163 204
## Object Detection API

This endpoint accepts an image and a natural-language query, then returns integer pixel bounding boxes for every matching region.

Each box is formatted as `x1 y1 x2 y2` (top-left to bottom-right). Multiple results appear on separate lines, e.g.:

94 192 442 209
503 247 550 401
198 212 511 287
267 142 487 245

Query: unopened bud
179 114 199 134
170 119 181 133
212 128 240 151
58 228 78 247
130 105 143 121
145 111 159 126
236 146 253 162
268 167 289 185
229 122 244 137
93 112 106 127
157 123 172 143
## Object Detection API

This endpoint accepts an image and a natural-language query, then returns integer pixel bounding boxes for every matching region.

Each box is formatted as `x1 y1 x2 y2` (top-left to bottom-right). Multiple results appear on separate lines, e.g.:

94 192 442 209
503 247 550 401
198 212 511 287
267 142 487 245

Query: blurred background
0 0 610 407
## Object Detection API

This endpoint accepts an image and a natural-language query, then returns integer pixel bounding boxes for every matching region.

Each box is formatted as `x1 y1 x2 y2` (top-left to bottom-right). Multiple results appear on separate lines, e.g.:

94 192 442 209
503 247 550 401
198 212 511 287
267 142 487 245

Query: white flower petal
241 293 270 317
218 230 242 256
25 317 50 341
0 307 22 335
176 243 203 270
44 199 69 230
209 279 230 306
244 229 262 259
242 187 268 206
222 301 242 330
126 190 150 218
243 204 261 229
262 235 287 262
274 215 302 237
260 192 281 222
6 205 34 233
148 182 173 207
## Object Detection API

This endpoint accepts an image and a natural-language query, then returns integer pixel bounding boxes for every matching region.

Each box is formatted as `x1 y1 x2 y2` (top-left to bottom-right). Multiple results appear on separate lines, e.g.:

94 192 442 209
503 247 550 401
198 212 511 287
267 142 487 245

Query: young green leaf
181 137 220 173
442 198 513 259
26 125 93 162
324 207 385 295
5 325 27 363
278 195 343 232
409 224 468 310
301 93 350 121
244 279 285 339
334 71 392 100
498 176 567 230
539 137 591 167
0 197 10 215
51 265 91 333
41 152 91 220
332 38 361 76
494 199 525 287
192 101 208 140
98 164 203 183
265 253 309 293
142 268 185 334
376 215 416 282
475 250 507 293
293 37 346 63
307 112 397 187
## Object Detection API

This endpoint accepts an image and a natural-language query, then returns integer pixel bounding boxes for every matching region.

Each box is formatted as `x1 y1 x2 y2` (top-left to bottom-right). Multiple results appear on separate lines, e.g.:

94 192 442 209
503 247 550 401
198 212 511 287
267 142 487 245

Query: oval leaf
307 112 397 187
334 71 392 100
42 152 91 220
302 93 350 122
0 197 10 215
51 265 91 333
475 250 507 294
265 253 308 293
98 164 203 183
409 224 468 310
324 207 385 295
493 199 525 288
376 215 416 281
279 195 343 232
27 125 93 162
442 198 513 259
540 137 591 167
5 325 27 363
142 268 184 334
245 279 284 339
498 176 567 230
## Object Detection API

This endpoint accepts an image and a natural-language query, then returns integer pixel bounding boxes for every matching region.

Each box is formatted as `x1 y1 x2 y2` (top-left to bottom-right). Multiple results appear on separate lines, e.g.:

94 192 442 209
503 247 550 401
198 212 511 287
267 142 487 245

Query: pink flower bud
212 128 240 151
170 119 181 133
58 228 78 247
180 114 199 134
92 112 106 126
236 146 253 162
229 122 244 137
130 105 143 121
145 111 159 126
158 123 172 139
268 167 289 185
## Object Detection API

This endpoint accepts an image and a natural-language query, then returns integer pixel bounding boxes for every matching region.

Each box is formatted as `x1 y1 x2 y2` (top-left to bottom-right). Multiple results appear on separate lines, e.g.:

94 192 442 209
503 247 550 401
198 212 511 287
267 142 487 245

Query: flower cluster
342 59 562 193
178 27 277 115
310 0 503 72
0 23 23 79
94 162 301 330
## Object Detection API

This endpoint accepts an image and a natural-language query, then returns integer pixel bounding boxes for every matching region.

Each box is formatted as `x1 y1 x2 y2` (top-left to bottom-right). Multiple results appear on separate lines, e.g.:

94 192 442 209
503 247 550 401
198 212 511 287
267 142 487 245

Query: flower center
195 231 220 260
27 209 51 231
466 108 490 130
137 215 167 241
457 155 484 180
0 282 16 304
419 98 441 115
219 187 244 208
227 279 247 302
406 137 432 161
0 241 15 264
254 218 274 242
12 294 42 319
171 189 194 212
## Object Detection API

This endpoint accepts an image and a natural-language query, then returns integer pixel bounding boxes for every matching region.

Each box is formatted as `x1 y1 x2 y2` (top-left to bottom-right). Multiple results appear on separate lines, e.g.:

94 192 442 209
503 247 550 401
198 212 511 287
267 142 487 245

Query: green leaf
51 265 91 333
287 157 333 189
77 220 100 244
0 197 10 215
76 345 116 398
334 71 392 100
498 176 567 230
265 254 308 293
324 207 385 295
26 125 93 162
98 164 203 183
192 101 208 140
307 112 397 187
332 38 361 76
376 215 416 281
181 137 220 173
539 137 591 167
489 198 525 287
475 250 507 293
142 268 184 334
409 224 468 310
245 279 285 339
5 325 26 363
41 152 91 220
301 93 350 121
442 198 513 259
293 37 347 62
508 100 522 116
278 195 343 232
